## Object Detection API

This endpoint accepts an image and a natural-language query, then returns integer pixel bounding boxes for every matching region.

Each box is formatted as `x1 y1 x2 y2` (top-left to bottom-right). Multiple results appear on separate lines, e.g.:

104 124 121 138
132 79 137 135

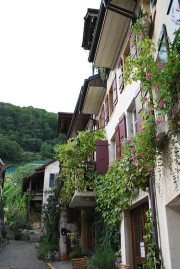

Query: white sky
0 0 100 114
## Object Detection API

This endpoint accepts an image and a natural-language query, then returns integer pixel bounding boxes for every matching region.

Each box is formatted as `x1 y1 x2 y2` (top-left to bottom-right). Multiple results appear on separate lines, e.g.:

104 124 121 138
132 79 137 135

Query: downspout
149 173 161 269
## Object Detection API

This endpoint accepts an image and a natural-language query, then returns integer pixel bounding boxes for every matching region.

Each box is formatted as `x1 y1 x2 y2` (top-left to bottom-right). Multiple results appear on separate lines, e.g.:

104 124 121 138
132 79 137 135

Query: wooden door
131 203 149 269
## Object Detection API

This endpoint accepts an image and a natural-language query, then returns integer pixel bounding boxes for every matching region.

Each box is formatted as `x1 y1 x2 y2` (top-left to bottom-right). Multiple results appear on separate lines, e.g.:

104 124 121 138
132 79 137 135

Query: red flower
146 72 151 80
157 62 163 68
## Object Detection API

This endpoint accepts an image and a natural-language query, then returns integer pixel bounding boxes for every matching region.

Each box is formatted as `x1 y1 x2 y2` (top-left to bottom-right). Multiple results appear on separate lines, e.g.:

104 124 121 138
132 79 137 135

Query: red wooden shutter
96 140 109 174
135 89 143 132
101 104 105 128
119 113 127 156
112 76 118 105
104 95 109 124
129 32 136 59
115 124 120 160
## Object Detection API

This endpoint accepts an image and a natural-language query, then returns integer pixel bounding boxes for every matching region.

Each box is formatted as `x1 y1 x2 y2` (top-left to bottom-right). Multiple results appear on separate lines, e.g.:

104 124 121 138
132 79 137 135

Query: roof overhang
69 190 96 208
57 112 73 135
89 0 136 69
82 8 99 50
80 74 106 115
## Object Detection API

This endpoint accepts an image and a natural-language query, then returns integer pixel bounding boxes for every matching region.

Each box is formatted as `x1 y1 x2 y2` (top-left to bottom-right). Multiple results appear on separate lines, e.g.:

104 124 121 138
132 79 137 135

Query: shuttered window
96 140 109 174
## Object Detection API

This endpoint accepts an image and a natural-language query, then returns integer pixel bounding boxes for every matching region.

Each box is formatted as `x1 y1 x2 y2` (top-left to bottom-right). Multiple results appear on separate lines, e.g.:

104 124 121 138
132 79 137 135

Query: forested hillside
0 102 65 164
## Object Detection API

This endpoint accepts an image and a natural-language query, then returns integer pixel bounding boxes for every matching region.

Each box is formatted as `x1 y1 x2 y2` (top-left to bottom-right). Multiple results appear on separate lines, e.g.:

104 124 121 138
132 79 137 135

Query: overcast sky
0 0 100 114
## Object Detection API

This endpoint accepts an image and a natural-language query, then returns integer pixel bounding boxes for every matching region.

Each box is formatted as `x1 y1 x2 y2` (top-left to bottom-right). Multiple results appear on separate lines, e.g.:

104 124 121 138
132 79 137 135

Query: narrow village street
0 240 48 269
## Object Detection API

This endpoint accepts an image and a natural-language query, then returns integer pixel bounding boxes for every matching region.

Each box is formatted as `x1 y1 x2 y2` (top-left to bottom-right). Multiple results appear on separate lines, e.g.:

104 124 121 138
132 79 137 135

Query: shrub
37 236 58 260
69 245 83 259
87 241 115 269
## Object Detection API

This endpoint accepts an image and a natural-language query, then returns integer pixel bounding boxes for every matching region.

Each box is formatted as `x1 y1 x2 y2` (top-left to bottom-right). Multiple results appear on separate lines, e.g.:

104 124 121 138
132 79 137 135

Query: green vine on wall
95 119 156 226
143 209 160 269
54 129 105 206
124 28 180 130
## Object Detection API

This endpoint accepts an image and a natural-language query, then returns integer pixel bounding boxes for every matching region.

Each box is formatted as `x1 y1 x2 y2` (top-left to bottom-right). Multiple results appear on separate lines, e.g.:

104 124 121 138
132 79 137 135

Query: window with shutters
157 24 169 63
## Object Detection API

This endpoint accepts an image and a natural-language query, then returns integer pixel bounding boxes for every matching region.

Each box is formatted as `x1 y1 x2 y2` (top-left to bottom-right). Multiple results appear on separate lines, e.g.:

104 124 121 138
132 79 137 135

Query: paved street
0 240 48 269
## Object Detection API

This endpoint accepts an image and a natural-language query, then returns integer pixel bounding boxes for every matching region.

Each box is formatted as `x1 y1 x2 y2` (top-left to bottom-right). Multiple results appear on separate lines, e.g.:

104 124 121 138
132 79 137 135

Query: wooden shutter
119 113 127 156
112 76 118 105
104 95 109 124
135 89 143 132
115 124 120 160
101 104 105 128
96 140 109 174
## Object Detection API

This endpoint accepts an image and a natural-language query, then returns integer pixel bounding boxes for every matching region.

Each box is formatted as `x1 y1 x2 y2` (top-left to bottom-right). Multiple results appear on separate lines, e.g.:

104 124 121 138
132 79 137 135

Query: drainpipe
149 173 161 269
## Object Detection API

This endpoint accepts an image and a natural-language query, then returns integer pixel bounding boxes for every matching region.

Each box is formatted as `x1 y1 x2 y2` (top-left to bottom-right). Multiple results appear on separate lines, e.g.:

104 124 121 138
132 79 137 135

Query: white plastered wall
43 160 60 204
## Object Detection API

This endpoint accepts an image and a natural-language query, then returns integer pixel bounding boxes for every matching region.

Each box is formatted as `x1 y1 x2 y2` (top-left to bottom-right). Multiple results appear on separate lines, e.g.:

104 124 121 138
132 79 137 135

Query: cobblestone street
0 240 48 269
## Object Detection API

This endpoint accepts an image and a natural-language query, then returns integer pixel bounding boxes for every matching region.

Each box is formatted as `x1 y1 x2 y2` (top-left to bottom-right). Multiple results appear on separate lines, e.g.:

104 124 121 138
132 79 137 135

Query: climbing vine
55 129 105 206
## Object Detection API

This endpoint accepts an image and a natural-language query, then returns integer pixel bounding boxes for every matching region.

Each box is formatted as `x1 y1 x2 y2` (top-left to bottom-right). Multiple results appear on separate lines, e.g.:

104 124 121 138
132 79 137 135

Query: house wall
43 160 60 204
95 0 180 268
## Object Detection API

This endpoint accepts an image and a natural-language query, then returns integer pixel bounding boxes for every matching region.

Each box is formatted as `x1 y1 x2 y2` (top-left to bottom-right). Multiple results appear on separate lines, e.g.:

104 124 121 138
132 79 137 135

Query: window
49 173 58 188
109 76 118 117
117 57 124 93
132 107 137 136
167 1 180 41
127 102 137 139
150 0 157 8
157 24 169 63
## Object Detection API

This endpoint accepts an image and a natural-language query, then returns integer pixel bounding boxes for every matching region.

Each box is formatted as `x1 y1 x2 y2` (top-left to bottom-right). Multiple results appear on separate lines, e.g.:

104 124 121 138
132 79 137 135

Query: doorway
131 202 149 269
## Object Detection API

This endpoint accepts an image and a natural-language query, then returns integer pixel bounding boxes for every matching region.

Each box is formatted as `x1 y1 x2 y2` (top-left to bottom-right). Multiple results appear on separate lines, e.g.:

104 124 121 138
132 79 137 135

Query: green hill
0 102 65 164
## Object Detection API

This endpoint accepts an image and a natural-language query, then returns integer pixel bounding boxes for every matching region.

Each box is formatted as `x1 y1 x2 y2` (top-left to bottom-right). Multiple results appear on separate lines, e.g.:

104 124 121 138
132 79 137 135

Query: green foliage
42 192 60 243
55 129 105 206
93 213 119 251
87 238 115 269
0 102 65 164
3 163 37 228
69 245 83 259
0 135 23 162
95 120 156 226
124 29 180 127
143 209 160 269
37 236 58 260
